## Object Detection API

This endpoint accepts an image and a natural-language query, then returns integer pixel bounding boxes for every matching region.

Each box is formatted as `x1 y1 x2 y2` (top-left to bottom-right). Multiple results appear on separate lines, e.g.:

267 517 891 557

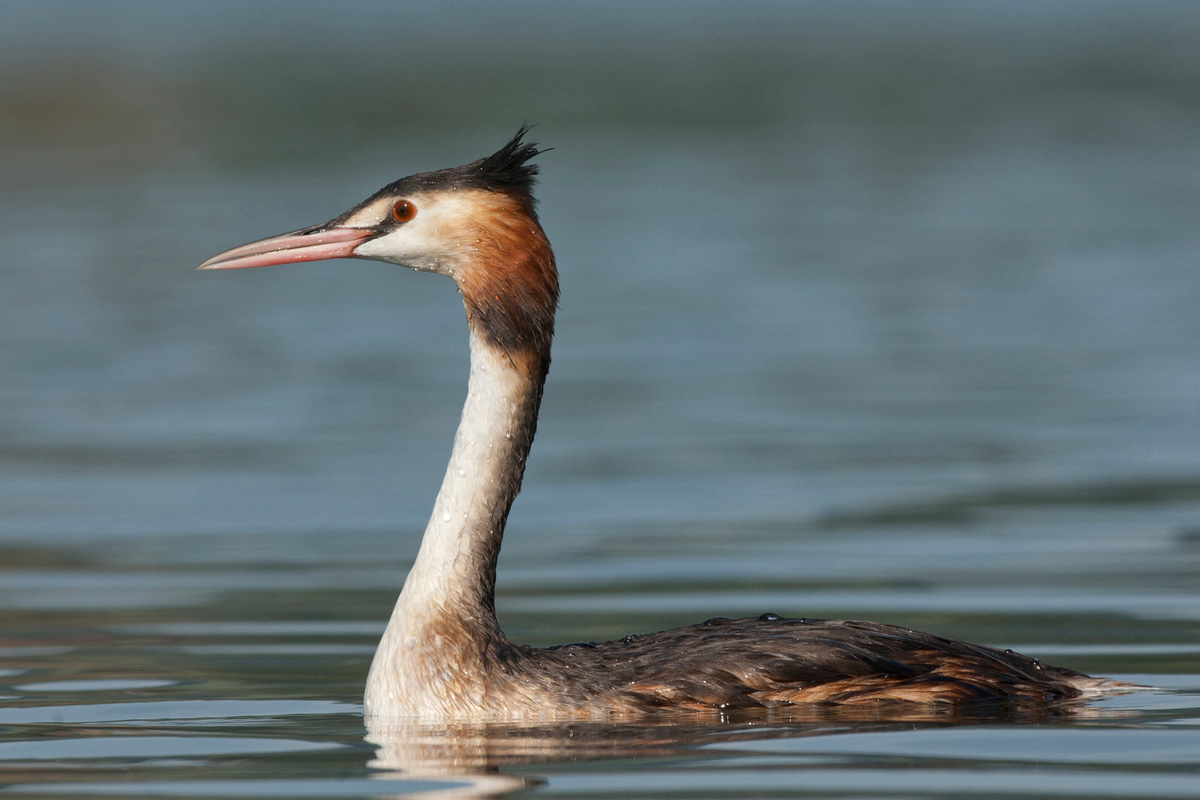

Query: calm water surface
2 2 1200 797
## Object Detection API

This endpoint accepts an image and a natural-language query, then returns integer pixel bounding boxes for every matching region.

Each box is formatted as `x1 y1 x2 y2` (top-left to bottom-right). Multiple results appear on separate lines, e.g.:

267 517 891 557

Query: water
2 2 1200 797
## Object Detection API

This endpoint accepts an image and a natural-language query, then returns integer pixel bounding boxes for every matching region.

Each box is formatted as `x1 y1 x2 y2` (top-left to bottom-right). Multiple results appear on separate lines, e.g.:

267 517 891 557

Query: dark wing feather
523 615 1093 711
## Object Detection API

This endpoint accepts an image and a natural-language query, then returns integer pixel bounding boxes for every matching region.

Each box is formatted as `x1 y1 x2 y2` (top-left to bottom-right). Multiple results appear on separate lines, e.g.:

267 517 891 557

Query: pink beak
197 226 377 270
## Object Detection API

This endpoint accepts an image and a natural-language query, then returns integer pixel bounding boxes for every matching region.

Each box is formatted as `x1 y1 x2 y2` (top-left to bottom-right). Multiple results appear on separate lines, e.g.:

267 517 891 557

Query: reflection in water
365 699 1141 798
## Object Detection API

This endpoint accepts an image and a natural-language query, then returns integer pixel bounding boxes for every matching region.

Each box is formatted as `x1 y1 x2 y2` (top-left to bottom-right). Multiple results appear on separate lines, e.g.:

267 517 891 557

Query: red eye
391 200 417 223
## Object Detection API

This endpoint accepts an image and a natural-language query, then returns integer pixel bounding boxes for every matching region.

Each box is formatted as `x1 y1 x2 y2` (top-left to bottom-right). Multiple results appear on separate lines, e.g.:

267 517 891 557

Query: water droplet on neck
441 511 451 522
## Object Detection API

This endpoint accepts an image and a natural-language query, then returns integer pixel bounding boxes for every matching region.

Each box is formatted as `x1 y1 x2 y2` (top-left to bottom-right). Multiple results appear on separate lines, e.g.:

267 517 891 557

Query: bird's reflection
364 698 1133 799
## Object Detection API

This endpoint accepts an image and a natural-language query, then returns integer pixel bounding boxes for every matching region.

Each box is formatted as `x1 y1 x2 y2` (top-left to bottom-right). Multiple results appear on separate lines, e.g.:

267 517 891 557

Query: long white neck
402 329 539 613
364 325 546 718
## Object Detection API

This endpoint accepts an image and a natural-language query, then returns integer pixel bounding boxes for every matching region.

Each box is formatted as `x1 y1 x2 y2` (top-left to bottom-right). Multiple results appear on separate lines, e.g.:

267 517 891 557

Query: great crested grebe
200 129 1112 720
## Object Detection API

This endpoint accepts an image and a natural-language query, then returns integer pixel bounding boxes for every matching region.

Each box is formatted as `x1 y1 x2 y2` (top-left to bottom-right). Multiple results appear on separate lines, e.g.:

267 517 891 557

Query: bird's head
199 127 558 357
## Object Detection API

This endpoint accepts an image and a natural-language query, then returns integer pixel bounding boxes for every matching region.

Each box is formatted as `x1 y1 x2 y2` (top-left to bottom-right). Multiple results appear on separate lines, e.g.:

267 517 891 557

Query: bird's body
369 613 1101 718
200 129 1112 720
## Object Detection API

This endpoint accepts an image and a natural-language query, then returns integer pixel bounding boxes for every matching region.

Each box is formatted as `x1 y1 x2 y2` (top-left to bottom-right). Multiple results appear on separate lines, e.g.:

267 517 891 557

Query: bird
199 128 1116 720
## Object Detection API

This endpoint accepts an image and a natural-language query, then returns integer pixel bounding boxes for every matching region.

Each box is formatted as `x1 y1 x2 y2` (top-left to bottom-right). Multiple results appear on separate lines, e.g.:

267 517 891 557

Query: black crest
382 126 545 198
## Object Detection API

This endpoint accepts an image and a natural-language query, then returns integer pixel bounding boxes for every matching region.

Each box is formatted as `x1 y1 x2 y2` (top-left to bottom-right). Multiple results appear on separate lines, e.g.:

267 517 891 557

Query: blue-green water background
1 2 1199 797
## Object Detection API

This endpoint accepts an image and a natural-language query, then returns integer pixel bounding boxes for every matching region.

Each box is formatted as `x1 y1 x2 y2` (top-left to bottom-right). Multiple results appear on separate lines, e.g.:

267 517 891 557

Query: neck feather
400 329 547 615
402 208 556 615
364 325 549 718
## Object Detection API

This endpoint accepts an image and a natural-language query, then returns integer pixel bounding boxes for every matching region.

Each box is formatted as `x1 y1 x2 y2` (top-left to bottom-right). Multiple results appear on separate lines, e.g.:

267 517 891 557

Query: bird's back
509 614 1106 715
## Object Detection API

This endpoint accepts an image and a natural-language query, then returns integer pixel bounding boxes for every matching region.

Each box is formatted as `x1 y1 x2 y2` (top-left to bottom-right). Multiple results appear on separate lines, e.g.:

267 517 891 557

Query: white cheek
354 225 451 275
352 196 479 276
